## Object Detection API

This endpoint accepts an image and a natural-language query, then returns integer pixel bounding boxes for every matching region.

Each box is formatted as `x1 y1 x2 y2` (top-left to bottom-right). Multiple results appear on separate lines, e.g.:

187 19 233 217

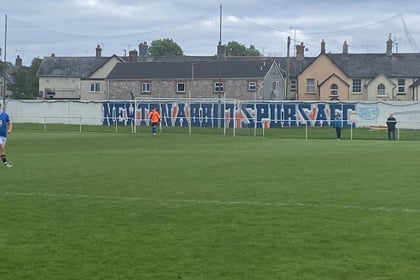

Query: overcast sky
1 0 420 65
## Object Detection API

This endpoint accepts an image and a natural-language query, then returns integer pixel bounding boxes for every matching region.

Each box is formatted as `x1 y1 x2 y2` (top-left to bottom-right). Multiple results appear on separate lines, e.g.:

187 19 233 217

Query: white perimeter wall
4 100 420 129
6 100 105 125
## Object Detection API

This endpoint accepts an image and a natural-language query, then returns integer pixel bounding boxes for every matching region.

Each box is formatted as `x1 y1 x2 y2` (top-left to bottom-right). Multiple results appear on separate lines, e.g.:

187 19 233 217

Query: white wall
6 100 104 125
4 99 420 129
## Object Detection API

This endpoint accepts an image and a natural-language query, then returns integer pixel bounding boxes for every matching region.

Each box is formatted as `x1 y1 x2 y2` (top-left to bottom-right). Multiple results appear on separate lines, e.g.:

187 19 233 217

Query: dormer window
377 84 385 96
330 84 338 96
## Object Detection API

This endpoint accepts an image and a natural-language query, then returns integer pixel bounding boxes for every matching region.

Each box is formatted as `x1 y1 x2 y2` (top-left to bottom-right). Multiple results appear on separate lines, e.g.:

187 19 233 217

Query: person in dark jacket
386 114 397 140
332 112 343 140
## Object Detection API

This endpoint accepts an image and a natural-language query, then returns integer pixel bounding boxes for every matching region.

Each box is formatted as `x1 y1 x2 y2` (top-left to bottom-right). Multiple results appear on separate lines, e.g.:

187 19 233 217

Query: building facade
36 36 420 102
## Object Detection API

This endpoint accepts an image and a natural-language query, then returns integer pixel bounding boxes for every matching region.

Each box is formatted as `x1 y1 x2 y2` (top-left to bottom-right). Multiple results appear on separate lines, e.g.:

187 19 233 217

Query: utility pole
2 15 7 109
286 36 291 100
289 26 299 57
217 4 223 128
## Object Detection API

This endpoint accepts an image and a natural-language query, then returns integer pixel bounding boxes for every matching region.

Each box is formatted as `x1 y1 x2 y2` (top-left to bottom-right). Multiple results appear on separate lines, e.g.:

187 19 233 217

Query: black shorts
151 122 159 127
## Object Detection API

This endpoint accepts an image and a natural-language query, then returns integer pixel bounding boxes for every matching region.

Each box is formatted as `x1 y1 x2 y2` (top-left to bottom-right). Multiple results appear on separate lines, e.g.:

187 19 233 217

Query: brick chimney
386 33 393 56
296 42 305 58
15 55 22 67
320 39 326 54
342 40 348 55
138 41 148 58
96 44 102 57
129 49 138 62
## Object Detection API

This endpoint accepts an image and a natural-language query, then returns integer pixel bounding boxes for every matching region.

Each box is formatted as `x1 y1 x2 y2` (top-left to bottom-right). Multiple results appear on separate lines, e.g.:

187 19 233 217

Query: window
397 79 406 94
306 79 315 93
330 84 338 96
248 81 257 91
45 89 55 98
141 82 151 94
176 82 186 93
90 83 100 92
214 82 224 93
290 79 297 91
352 79 361 93
377 84 385 96
272 81 279 91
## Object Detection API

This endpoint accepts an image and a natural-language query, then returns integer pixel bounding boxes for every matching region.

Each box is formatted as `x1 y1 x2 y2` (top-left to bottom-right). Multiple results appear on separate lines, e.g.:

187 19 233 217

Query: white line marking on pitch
2 191 420 214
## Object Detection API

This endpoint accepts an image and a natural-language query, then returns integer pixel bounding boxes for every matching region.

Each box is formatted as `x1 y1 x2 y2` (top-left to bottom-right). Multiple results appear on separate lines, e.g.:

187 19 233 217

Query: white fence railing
10 115 420 141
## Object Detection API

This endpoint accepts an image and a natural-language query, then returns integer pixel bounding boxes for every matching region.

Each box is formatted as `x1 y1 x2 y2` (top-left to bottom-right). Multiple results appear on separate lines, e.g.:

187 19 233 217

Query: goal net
133 97 254 136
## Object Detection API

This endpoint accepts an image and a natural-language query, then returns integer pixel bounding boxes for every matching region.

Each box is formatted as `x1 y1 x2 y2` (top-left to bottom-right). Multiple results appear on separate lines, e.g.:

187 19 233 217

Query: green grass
1 130 420 279
13 122 420 140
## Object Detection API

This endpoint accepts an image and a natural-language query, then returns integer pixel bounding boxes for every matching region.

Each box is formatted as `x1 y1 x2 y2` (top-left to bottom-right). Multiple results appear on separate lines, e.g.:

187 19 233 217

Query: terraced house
37 45 124 100
36 35 420 101
105 59 283 100
297 36 420 101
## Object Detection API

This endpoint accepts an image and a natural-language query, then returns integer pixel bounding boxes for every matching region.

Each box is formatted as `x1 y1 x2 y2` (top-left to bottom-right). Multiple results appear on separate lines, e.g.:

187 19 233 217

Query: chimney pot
296 42 305 58
386 33 393 56
321 39 326 54
129 49 138 62
138 42 149 58
343 40 348 54
96 44 102 57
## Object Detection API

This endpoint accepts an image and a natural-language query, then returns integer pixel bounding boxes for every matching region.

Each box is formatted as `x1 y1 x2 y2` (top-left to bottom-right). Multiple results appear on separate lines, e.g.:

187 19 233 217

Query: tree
149 39 183 56
245 44 261 56
10 58 42 99
226 41 261 56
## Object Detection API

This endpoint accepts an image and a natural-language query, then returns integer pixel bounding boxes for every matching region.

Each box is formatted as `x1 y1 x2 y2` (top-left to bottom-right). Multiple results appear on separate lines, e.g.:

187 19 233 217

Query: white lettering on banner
5 100 420 129
102 101 357 128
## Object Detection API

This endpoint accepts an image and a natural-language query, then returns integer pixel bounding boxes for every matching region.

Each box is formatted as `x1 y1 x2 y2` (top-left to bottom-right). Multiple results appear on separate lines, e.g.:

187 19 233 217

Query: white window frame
214 81 224 93
90 83 100 93
290 79 297 91
176 82 186 94
397 79 406 94
141 82 151 94
352 79 362 93
248 81 257 92
377 83 385 96
306 79 315 94
330 84 338 96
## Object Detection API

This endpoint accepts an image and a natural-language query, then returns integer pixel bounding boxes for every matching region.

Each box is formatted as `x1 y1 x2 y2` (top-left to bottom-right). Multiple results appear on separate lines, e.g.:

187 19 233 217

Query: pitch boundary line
2 191 420 214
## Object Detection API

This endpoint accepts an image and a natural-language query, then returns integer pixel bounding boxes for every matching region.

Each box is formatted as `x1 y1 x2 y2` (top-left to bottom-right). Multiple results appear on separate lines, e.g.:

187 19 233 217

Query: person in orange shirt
148 107 161 135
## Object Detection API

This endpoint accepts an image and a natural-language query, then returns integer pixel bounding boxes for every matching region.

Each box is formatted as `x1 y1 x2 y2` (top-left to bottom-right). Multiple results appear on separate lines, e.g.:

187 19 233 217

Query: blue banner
102 101 356 128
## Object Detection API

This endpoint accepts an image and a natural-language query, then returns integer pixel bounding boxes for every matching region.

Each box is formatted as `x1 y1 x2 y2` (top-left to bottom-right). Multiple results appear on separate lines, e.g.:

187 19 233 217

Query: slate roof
37 56 111 78
224 56 315 77
106 60 277 80
144 55 219 62
327 53 420 78
35 52 420 82
2 71 15 85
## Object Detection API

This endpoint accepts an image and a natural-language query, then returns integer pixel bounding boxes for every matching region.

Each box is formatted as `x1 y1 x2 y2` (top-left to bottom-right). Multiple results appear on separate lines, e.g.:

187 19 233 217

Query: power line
401 14 419 51
6 9 218 39
222 8 402 36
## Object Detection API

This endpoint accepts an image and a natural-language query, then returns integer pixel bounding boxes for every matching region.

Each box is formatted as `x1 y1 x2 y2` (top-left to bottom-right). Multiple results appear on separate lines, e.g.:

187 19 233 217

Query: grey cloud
1 0 419 64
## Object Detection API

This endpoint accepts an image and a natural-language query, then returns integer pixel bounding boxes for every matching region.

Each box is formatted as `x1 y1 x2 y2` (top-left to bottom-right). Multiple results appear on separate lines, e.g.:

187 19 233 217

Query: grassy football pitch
1 130 420 279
